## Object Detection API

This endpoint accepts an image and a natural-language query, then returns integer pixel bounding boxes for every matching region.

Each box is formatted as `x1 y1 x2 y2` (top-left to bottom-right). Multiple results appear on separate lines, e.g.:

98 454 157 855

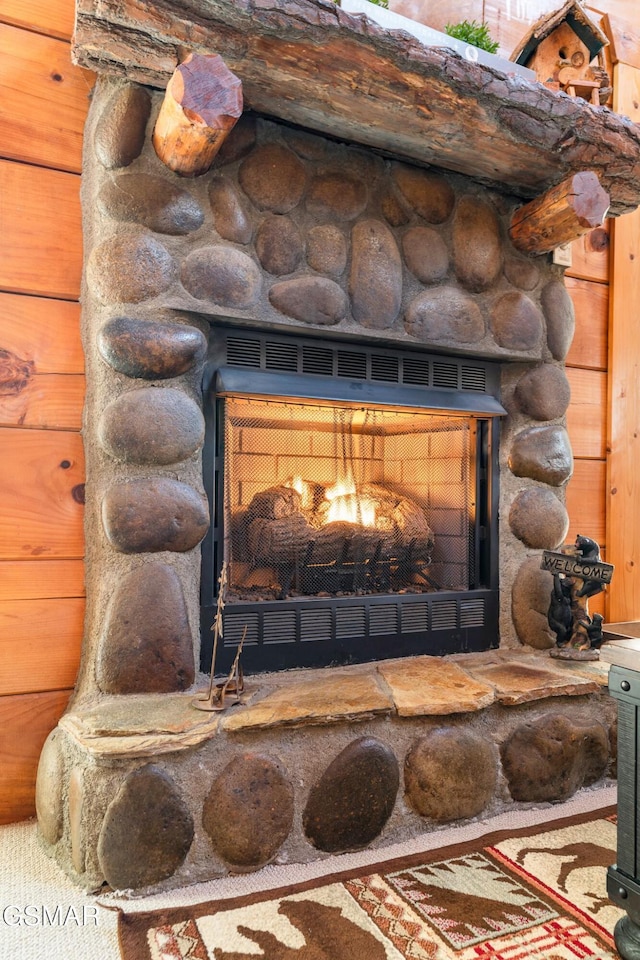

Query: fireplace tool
193 562 248 711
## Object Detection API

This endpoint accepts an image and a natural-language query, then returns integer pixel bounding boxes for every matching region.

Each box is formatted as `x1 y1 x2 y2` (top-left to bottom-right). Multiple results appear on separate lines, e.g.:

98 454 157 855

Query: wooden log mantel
73 0 640 216
509 172 611 255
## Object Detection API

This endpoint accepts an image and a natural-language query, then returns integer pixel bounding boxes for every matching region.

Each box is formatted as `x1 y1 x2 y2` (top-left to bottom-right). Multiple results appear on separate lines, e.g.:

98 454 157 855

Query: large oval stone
269 277 347 325
452 196 503 292
402 226 449 284
542 280 576 360
87 232 175 304
181 246 261 307
306 173 367 221
306 225 347 276
96 564 194 693
98 174 204 235
501 713 609 802
380 188 410 227
98 765 194 889
256 216 304 275
514 364 571 421
405 728 497 821
36 729 64 845
391 164 454 223
102 478 209 553
349 219 402 328
203 754 293 867
303 737 399 852
504 256 540 291
98 316 207 380
508 425 573 485
238 143 306 213
490 292 543 351
214 113 257 166
511 556 555 649
405 287 484 345
94 83 151 170
509 488 569 549
98 388 204 465
209 177 253 244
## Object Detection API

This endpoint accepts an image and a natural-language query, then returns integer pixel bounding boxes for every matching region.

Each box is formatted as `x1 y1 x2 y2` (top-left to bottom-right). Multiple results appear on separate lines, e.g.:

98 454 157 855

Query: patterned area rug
118 807 623 960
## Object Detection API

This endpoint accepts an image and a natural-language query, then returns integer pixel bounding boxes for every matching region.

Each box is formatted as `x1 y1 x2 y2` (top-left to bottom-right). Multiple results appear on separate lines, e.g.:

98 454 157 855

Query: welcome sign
541 550 614 584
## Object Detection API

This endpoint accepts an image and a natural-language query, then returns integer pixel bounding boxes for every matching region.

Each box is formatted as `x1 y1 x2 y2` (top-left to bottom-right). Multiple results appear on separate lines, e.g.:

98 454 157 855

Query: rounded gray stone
391 164 454 223
511 556 555 649
96 563 195 693
452 196 503 292
349 219 402 329
36 729 64 845
509 488 569 549
504 256 540 291
97 316 207 380
87 232 175 305
203 754 294 867
306 173 367 221
269 277 347 325
508 424 573 485
102 478 209 553
209 177 253 244
402 226 449 284
303 738 399 853
542 280 576 360
98 387 204 465
490 292 543 351
405 728 497 822
238 143 306 213
97 174 204 235
306 224 347 275
94 83 151 170
405 287 484 345
514 364 571 421
256 216 304 275
98 765 194 889
181 245 262 307
500 713 609 802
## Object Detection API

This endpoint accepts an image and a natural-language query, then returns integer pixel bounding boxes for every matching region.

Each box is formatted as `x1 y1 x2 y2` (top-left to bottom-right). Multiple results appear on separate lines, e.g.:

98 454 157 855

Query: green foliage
444 19 499 54
366 0 389 7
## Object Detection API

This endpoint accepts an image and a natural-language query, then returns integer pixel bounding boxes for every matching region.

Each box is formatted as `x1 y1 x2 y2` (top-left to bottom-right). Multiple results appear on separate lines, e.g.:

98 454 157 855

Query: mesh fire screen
224 396 476 603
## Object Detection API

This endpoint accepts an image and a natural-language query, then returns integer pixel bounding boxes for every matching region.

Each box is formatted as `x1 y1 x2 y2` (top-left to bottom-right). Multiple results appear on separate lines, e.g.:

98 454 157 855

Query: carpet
118 805 623 960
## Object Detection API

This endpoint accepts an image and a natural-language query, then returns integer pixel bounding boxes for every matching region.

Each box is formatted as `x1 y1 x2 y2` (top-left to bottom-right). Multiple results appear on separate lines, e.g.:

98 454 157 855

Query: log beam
509 172 610 255
152 53 242 177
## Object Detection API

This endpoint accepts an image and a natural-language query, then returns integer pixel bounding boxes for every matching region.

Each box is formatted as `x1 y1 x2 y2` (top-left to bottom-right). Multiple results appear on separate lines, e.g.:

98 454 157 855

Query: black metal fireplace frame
200 324 504 674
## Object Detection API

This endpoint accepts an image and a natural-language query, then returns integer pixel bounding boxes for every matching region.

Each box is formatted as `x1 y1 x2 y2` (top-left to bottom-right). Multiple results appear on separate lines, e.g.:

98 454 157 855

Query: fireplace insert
201 326 504 672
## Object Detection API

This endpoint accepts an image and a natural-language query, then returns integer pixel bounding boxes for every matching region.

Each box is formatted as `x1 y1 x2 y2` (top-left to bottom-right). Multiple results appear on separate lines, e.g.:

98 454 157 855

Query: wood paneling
566 223 611 283
0 0 75 42
0 598 84 695
566 458 606 548
0 690 72 824
0 560 84 601
566 368 607 460
565 277 608 370
0 25 93 173
0 293 83 374
0 160 82 300
603 11 640 68
0 429 84 560
0 374 84 429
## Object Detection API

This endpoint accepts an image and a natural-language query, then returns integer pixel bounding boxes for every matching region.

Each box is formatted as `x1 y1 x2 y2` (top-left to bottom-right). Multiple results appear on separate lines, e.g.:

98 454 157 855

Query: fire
325 477 377 527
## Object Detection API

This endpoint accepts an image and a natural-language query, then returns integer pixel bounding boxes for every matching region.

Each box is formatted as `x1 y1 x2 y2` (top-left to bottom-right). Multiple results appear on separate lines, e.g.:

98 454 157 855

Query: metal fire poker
193 563 248 712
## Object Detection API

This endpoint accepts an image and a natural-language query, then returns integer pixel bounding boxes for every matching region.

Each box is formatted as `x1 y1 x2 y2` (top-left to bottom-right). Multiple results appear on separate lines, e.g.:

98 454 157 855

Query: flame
325 477 377 527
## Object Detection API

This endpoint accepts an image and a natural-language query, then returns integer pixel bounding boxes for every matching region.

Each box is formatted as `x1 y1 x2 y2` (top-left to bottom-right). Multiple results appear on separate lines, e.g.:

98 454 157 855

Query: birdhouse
511 0 611 105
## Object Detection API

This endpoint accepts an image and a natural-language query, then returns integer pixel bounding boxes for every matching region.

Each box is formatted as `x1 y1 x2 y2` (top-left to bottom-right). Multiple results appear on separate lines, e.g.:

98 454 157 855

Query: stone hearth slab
464 660 600 704
377 657 495 715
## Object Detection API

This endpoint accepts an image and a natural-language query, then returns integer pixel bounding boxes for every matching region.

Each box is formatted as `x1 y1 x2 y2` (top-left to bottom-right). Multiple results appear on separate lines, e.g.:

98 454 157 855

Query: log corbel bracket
152 52 243 177
509 171 610 255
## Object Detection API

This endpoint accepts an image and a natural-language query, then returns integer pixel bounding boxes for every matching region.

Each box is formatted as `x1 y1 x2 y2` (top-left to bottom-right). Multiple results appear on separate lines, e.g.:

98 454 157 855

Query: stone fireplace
34 0 640 892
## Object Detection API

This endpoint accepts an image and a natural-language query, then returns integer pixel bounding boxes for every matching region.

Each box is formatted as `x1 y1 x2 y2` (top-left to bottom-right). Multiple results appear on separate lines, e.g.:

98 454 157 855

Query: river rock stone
98 765 194 889
87 232 175 304
96 564 194 693
238 143 306 213
214 113 257 166
203 754 294 867
402 226 449 284
504 256 540 291
98 388 204 465
490 292 543 351
509 488 569 549
94 83 151 169
97 316 207 380
391 164 454 223
452 197 503 292
102 478 209 553
256 216 304 275
501 713 609 802
514 364 571 421
306 225 347 275
405 287 484 344
98 174 204 235
542 280 576 360
181 246 262 307
269 277 347 325
404 728 497 821
35 729 64 845
380 188 410 227
209 177 253 244
303 738 399 852
306 173 367 221
68 767 85 874
511 556 555 649
508 424 573 485
349 219 402 328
